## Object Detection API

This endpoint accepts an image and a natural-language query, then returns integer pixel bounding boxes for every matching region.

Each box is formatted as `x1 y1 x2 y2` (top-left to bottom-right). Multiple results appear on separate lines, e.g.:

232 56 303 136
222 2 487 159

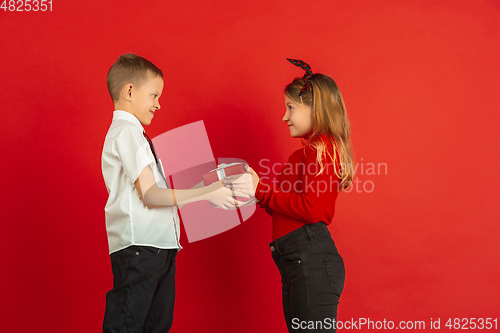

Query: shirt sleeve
255 144 340 224
114 125 155 184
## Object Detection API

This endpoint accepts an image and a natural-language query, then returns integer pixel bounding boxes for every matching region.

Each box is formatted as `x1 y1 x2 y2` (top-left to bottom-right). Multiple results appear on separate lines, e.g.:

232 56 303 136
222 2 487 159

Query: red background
1 0 499 332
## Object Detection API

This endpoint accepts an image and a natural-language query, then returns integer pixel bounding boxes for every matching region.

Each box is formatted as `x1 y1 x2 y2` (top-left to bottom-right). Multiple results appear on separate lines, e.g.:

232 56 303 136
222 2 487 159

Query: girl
225 58 354 332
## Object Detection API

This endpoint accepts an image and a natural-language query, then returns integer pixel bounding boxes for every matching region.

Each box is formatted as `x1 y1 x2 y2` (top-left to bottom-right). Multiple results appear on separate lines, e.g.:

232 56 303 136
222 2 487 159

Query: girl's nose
282 111 289 122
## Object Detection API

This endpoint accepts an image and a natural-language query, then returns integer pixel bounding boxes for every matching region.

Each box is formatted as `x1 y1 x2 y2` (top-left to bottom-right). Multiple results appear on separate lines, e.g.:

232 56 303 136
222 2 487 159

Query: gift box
203 163 254 208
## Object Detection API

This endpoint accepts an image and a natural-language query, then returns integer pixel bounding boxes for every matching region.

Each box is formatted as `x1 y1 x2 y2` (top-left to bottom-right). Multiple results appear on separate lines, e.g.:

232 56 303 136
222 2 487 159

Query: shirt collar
112 110 144 133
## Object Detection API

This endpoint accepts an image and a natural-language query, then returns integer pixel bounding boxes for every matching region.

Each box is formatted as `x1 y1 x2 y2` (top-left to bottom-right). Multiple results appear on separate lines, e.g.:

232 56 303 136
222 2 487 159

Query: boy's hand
207 182 250 210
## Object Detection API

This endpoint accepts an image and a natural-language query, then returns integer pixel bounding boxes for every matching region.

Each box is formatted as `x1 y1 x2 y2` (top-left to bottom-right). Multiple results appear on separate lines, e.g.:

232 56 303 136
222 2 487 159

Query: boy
101 53 253 333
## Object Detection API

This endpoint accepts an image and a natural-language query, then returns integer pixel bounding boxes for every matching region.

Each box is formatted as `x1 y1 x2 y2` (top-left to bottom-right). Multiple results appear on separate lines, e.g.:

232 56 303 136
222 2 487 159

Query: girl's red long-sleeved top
255 132 342 241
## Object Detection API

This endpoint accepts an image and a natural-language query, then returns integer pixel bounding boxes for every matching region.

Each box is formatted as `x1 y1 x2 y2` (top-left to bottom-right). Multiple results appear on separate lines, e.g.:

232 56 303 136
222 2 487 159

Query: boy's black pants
103 246 177 333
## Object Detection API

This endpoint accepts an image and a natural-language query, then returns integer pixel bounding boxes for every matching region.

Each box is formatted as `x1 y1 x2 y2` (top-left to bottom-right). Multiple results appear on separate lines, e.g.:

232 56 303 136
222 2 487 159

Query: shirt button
135 252 140 256
270 246 275 252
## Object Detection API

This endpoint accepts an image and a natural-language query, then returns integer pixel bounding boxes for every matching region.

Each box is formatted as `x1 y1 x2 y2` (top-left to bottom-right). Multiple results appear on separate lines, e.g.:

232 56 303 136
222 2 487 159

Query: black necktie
143 131 168 185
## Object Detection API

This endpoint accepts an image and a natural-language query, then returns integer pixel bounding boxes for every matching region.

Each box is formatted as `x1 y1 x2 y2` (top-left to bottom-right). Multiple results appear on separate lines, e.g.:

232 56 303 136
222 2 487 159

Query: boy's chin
140 118 153 126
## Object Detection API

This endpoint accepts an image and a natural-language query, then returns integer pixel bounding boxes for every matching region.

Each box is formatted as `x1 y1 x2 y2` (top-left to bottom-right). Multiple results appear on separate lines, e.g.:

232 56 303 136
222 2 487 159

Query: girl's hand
248 167 260 193
222 167 260 196
207 181 250 210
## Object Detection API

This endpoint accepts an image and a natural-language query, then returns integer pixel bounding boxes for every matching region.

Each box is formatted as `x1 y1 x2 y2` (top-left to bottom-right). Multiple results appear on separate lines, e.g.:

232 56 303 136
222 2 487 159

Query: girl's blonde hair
285 74 355 191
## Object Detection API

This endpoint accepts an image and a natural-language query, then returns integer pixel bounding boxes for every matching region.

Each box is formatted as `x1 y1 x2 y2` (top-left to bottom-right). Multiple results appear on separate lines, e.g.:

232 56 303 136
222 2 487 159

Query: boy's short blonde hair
106 53 164 102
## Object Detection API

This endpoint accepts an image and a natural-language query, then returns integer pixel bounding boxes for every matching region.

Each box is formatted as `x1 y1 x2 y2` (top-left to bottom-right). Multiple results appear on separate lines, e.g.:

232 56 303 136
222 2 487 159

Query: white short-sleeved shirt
101 110 181 254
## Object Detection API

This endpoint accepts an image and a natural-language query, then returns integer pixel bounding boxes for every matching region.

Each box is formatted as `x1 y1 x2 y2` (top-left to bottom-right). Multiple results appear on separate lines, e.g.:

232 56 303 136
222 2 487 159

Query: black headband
287 58 313 96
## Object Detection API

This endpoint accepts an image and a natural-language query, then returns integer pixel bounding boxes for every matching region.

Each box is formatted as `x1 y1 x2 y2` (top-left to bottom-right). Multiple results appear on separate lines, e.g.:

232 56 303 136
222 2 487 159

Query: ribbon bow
287 58 313 96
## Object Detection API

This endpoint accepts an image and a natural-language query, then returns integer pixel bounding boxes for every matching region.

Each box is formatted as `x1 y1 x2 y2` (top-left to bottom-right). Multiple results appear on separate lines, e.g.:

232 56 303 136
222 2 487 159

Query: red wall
1 1 499 332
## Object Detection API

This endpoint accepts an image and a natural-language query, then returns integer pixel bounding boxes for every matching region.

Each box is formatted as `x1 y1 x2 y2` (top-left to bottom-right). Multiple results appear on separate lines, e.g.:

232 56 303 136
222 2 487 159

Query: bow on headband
287 58 313 96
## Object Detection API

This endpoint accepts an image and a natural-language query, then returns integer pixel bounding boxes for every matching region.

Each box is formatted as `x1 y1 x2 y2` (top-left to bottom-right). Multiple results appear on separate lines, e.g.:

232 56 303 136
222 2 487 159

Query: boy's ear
123 84 133 102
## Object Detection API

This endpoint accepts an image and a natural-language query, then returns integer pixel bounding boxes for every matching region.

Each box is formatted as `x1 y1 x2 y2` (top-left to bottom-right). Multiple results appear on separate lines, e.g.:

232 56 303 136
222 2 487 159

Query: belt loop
304 224 314 241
